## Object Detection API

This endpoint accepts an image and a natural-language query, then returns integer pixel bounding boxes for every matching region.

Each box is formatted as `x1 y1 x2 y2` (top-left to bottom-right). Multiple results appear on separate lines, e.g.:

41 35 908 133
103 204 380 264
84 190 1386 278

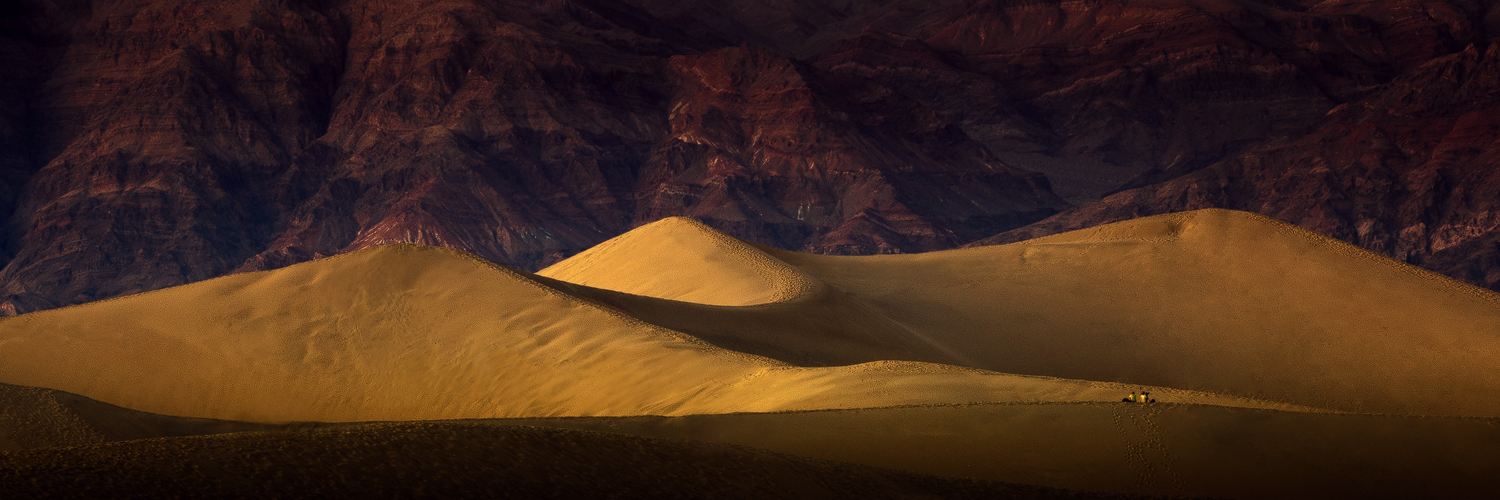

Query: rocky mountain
629 0 1482 202
974 38 1500 291
0 0 1064 314
2 0 1499 314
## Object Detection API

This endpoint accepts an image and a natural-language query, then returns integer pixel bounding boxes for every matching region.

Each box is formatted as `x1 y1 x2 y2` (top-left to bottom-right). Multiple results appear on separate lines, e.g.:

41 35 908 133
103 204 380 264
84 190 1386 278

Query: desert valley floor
2 209 1498 498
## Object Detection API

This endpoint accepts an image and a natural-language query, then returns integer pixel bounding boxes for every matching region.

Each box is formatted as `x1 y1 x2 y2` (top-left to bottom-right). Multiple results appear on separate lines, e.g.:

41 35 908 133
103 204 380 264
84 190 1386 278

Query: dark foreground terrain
5 382 1499 499
0 422 1138 500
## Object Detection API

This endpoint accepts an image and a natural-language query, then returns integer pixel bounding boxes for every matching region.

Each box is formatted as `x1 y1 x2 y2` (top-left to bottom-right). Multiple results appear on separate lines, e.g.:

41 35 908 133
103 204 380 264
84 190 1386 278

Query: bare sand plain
1 209 1498 498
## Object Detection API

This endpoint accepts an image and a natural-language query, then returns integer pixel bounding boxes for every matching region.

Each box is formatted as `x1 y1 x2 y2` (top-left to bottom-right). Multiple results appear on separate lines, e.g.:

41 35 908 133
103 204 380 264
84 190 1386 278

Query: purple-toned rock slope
2 0 1499 314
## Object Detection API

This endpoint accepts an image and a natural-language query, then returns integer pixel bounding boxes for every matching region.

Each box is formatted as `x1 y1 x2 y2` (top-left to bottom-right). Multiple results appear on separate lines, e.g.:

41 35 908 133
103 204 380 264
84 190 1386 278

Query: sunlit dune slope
0 245 1284 423
537 217 818 306
540 209 1500 417
762 209 1500 416
536 217 955 366
5 209 1489 423
0 245 758 422
510 403 1500 499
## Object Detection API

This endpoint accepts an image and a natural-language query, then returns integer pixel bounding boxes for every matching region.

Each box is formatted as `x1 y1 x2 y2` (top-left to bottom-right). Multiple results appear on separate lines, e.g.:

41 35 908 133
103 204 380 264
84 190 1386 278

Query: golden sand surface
536 217 819 306
0 243 767 421
0 215 1312 422
543 210 1500 416
762 210 1500 416
2 209 1498 497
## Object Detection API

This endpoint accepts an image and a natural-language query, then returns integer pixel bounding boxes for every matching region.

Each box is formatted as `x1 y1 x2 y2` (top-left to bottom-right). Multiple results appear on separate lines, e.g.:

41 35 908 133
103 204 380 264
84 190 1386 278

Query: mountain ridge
4 0 1500 315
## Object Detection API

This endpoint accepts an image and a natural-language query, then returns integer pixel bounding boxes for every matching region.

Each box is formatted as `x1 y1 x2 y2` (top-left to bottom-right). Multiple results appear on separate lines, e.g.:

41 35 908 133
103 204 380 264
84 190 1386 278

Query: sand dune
5 209 1494 423
2 208 1497 497
1 245 760 421
537 217 819 306
544 210 1500 416
0 243 1287 423
773 210 1500 416
533 267 957 367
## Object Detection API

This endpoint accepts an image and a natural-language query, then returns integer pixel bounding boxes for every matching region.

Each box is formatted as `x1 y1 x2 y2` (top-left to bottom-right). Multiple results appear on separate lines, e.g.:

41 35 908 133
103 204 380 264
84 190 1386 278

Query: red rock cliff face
0 0 1063 314
645 0 1500 292
239 1 1063 269
237 0 686 274
3 0 1500 314
810 0 1489 203
974 40 1500 290
625 0 1499 209
1 0 346 313
635 45 1063 254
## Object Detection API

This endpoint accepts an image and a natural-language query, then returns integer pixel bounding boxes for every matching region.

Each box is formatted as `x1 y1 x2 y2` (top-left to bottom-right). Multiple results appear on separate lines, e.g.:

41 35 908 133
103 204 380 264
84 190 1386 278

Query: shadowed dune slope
534 273 958 367
0 245 1290 423
547 209 1500 417
0 422 1131 500
506 403 1500 499
0 383 282 453
537 217 819 306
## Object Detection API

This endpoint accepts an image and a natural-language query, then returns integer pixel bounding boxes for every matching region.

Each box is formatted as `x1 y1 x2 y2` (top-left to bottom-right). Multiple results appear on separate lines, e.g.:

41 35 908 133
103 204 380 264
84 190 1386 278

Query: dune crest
538 217 819 306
